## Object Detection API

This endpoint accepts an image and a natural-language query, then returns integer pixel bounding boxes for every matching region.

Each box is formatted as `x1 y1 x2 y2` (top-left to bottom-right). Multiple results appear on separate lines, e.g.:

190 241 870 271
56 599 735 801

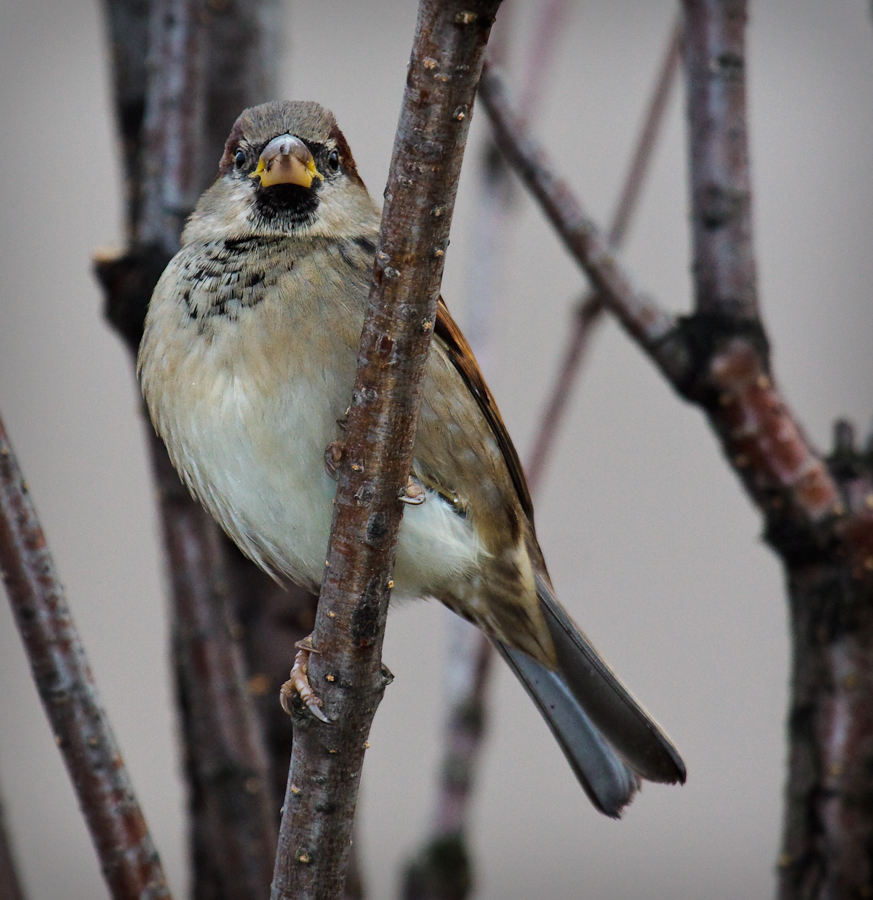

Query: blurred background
1 1 871 898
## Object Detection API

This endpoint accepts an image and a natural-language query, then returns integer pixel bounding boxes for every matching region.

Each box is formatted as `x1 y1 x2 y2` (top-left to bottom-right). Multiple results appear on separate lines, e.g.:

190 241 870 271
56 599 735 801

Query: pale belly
165 360 484 600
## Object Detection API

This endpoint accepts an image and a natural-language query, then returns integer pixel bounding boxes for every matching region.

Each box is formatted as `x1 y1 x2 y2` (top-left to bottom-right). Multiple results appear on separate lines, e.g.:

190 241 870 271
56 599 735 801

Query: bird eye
234 148 246 169
327 149 340 171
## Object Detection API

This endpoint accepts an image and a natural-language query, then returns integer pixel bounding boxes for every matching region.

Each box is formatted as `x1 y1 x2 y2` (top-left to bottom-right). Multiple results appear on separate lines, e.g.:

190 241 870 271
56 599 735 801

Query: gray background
1 1 872 898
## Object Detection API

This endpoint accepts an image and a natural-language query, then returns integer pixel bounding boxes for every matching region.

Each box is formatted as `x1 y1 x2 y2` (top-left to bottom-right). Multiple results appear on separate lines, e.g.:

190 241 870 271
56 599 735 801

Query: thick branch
100 3 285 898
681 3 873 897
270 3 503 899
137 0 207 255
0 413 172 900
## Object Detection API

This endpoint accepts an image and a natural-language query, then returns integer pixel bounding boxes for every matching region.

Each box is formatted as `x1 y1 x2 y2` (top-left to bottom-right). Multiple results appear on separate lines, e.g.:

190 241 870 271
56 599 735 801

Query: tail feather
495 641 641 817
496 575 685 817
536 575 686 786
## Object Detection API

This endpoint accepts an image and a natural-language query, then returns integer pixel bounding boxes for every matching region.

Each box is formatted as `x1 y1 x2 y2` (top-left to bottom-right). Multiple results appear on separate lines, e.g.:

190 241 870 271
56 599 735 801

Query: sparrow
138 100 686 817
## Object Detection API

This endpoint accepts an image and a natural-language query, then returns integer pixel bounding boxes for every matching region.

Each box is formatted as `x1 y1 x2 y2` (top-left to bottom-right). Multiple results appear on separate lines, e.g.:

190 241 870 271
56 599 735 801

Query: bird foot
324 440 345 480
399 475 426 505
280 636 330 723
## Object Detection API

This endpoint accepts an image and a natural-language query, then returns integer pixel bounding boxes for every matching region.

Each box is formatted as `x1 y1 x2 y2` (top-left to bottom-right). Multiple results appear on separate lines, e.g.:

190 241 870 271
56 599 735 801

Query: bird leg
324 440 345 480
280 635 330 723
399 475 426 505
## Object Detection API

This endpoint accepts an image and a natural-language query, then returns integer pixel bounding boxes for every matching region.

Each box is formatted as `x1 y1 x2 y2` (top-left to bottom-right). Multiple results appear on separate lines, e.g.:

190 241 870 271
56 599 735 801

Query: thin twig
479 65 845 533
525 294 603 493
479 66 685 381
525 18 683 490
270 3 504 898
0 413 172 900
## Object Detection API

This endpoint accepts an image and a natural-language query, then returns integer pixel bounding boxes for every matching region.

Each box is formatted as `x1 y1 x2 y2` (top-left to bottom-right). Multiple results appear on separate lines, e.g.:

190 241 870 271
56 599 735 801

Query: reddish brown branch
0 413 172 900
270 3 503 899
679 2 873 896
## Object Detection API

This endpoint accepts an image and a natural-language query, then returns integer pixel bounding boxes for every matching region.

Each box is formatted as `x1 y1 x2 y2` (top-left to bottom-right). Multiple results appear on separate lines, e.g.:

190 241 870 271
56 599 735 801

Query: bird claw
324 440 345 480
280 638 331 723
399 475 426 505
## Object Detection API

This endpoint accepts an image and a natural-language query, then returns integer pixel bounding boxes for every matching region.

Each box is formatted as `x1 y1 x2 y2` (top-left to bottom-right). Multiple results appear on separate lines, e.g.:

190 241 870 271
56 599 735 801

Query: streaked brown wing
434 298 534 522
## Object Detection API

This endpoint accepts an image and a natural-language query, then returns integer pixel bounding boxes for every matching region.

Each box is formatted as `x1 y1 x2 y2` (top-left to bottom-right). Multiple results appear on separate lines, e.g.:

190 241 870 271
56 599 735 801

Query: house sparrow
138 100 685 816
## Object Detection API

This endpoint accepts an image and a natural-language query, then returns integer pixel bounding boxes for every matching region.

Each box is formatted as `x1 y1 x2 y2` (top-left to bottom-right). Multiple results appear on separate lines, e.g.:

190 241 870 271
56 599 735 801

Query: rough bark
269 3 504 899
0 415 172 900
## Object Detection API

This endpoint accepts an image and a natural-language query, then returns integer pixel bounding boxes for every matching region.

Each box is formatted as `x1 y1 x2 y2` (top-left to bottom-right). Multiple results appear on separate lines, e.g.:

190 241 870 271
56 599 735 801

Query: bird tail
495 575 685 818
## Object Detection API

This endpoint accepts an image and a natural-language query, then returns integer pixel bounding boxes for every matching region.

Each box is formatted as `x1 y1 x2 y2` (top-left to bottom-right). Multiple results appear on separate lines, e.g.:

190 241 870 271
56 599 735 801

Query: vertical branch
270 3 503 898
99 2 288 898
683 4 873 897
137 0 207 255
682 0 757 320
0 414 172 900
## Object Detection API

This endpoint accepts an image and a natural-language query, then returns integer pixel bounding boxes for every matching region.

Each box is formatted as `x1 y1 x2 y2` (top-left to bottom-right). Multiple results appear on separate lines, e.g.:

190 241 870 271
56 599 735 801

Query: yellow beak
249 134 324 189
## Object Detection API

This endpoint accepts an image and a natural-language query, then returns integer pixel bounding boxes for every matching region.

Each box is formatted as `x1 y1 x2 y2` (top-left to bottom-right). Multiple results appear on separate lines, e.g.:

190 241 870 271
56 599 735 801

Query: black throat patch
252 183 320 231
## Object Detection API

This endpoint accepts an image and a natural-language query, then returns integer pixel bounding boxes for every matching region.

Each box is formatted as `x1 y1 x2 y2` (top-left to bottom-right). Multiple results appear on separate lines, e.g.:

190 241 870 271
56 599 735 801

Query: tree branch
683 0 757 320
478 63 844 541
525 16 682 491
0 413 172 900
487 6 873 897
99 2 286 897
270 3 503 898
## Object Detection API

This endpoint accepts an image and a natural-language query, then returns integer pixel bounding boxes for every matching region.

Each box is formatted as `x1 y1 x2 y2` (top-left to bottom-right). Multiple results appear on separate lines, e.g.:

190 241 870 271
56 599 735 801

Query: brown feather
434 298 534 523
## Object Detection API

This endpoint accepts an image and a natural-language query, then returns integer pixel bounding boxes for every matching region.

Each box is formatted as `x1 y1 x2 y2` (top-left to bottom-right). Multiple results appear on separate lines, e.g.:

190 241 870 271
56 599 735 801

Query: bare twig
479 66 845 532
479 65 686 381
0 789 26 900
518 0 571 120
525 17 682 490
525 293 603 493
0 413 172 900
270 3 503 898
